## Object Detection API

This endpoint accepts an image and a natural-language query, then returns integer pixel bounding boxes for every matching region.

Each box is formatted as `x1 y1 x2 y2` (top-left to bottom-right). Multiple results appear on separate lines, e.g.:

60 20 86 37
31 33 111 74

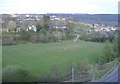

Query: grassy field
2 40 105 78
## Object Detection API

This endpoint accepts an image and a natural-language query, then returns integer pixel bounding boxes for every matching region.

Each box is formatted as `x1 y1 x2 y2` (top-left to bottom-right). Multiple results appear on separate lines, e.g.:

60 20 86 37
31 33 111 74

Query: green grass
2 40 105 76
95 60 117 79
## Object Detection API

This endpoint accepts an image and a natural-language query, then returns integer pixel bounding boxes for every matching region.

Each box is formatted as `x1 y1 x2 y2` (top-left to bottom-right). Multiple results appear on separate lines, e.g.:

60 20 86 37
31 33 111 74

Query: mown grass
2 40 105 80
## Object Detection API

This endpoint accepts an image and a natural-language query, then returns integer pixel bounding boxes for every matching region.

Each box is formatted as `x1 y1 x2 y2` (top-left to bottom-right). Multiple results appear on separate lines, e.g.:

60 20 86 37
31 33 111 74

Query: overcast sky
0 0 119 14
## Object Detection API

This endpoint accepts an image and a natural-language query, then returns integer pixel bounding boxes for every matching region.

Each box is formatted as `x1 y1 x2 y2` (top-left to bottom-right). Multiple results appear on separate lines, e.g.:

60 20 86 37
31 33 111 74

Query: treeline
20 15 74 43
80 31 117 43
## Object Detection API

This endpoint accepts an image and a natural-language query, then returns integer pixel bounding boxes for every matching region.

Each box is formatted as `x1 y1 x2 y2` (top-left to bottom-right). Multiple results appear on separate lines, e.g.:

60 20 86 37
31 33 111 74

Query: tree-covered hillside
48 14 118 26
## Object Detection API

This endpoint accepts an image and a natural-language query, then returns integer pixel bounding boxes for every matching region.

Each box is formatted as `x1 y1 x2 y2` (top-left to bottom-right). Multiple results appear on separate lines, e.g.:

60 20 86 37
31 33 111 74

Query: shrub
2 66 36 82
2 34 17 46
36 65 64 82
30 34 38 43
19 30 33 41
98 41 115 64
112 36 118 58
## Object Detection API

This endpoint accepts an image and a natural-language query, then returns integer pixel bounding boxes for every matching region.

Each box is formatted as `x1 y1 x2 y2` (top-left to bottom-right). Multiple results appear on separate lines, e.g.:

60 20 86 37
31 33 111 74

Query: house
27 25 36 32
2 28 10 32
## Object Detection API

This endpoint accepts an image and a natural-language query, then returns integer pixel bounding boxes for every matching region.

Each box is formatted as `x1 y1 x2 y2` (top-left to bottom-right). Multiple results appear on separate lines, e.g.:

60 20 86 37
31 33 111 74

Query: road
93 62 119 82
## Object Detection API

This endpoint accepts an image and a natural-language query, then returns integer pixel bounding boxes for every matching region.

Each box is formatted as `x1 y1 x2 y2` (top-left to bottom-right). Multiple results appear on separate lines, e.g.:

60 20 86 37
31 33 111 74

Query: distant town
1 14 118 33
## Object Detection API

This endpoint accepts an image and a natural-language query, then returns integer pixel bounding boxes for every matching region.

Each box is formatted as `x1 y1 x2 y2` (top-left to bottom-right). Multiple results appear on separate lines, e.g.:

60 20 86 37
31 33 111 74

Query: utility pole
72 65 74 82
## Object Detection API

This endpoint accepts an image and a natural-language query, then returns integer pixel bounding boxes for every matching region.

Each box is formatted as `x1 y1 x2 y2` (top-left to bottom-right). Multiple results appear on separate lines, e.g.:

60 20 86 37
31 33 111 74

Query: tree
112 35 118 58
2 21 9 28
99 41 115 64
36 24 42 32
64 22 75 40
42 15 50 31
43 15 50 24
8 21 17 31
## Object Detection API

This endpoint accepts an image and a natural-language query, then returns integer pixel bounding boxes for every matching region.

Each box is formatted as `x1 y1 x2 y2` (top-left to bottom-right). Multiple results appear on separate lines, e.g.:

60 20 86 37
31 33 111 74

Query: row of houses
80 22 118 32
93 26 118 32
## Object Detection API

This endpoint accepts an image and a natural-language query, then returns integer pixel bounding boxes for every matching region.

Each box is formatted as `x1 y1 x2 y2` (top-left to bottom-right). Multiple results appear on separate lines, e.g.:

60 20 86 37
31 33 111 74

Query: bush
37 31 65 43
19 30 33 41
50 31 62 42
2 34 17 46
36 65 64 82
2 66 36 82
30 34 38 43
112 36 118 58
77 59 91 73
98 41 115 64
36 32 42 43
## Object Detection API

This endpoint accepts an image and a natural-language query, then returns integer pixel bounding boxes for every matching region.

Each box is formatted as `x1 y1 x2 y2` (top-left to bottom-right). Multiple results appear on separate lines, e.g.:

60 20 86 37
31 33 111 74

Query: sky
0 0 119 14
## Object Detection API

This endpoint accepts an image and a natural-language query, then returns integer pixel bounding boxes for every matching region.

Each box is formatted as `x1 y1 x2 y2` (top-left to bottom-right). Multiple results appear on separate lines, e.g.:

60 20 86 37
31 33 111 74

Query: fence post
91 65 95 81
72 65 74 82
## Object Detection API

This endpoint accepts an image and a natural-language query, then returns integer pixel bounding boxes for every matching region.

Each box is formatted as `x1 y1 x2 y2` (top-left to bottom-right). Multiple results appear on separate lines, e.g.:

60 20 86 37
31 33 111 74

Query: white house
27 25 36 32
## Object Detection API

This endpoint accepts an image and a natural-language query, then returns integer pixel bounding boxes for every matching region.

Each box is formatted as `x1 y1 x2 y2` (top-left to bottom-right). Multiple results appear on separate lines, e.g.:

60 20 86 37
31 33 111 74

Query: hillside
48 14 118 26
